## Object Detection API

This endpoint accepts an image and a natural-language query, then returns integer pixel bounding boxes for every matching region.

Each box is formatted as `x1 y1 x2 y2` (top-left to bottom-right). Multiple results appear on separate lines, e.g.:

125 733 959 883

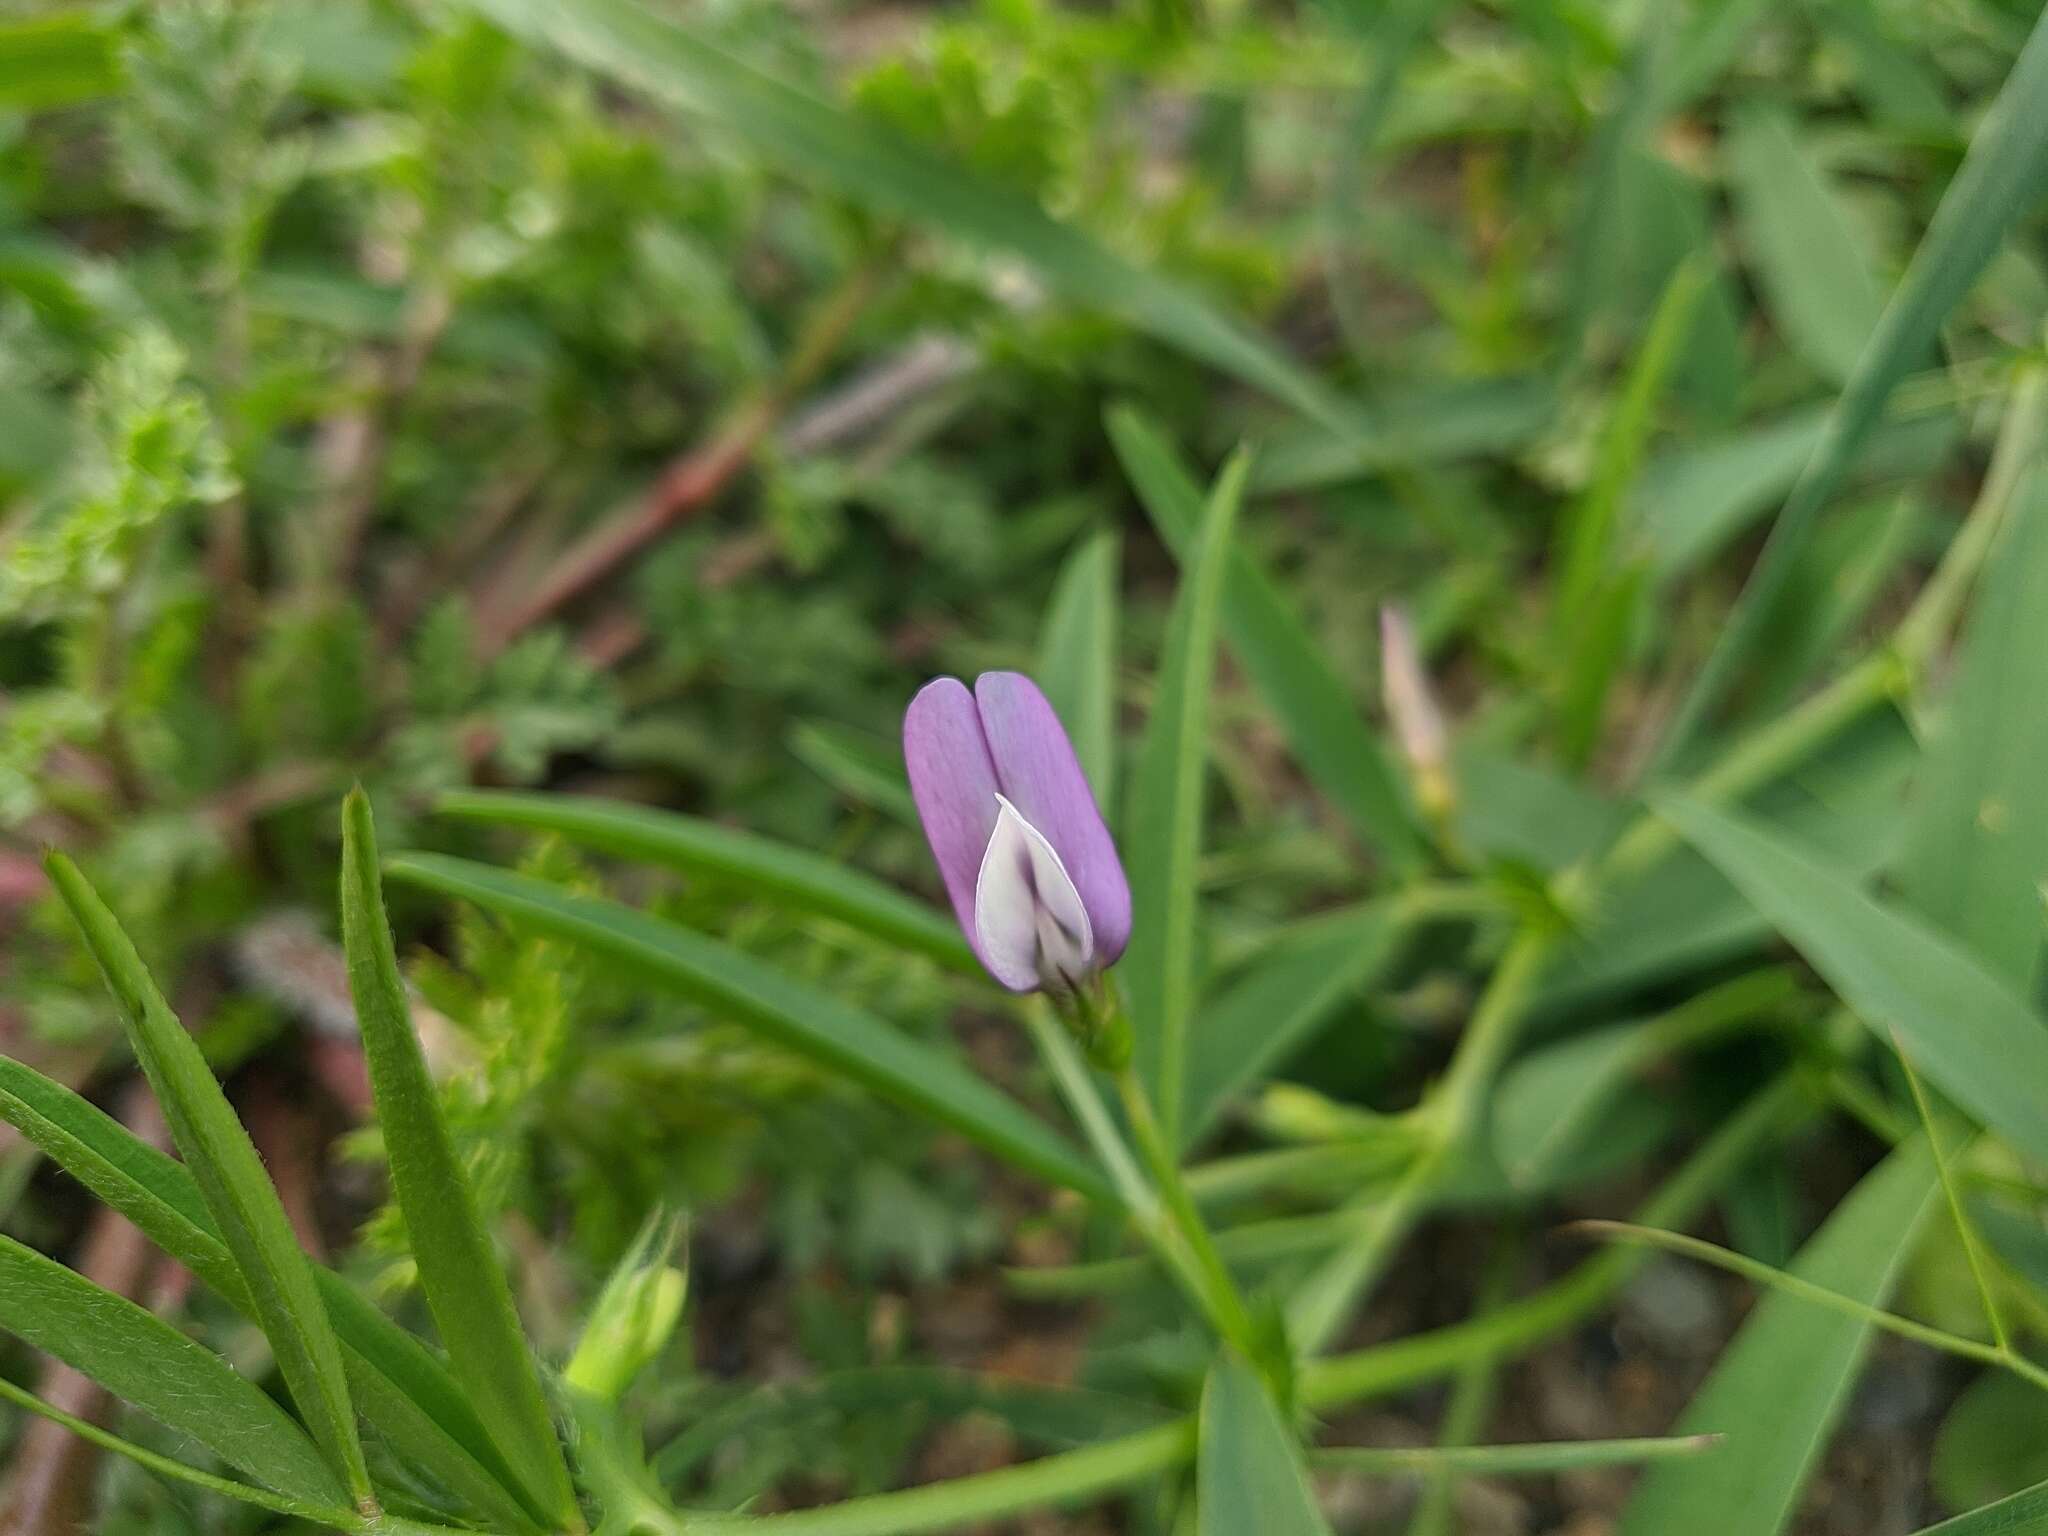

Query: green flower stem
1022 1005 1258 1360
1112 1060 1265 1362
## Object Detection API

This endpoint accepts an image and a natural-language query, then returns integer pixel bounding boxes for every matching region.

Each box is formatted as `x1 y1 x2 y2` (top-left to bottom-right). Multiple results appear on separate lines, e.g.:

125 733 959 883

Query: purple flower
904 672 1131 994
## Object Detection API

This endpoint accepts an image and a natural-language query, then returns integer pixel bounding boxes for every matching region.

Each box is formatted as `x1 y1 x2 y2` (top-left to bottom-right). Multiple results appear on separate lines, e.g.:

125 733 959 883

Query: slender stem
1892 1036 2012 1353
1113 1064 1263 1360
1573 1222 2048 1397
1022 1005 1259 1357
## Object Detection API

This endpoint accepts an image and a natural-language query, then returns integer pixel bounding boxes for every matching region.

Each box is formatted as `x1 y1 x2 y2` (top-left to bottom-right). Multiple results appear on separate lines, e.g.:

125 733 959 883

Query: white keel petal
974 794 1095 992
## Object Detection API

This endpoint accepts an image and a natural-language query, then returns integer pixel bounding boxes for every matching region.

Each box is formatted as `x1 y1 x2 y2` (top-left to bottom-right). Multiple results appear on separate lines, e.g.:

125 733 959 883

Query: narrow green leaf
0 1372 346 1524
457 0 1353 433
1181 902 1404 1151
1909 1479 2048 1536
436 789 973 971
0 10 121 110
1123 445 1251 1144
0 1055 543 1533
1314 1434 1720 1476
340 792 577 1526
1110 405 1420 867
1198 1355 1333 1536
385 852 1111 1203
1726 104 1889 385
44 854 371 1505
0 1234 350 1508
1616 1137 1940 1536
1900 440 2048 986
1660 6 2048 760
1036 530 1121 807
1657 794 2048 1167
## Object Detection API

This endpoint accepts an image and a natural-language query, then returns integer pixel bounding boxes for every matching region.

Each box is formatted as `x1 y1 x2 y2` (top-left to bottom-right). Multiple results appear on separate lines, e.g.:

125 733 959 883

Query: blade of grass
1036 530 1121 808
1909 1477 2048 1534
385 852 1111 1202
458 0 1355 434
1657 793 2048 1168
1198 1354 1333 1536
788 720 918 827
435 790 973 972
339 792 579 1527
1613 1136 1946 1536
1898 380 2048 985
1122 445 1251 1144
43 854 372 1508
0 1234 350 1507
1314 1434 1721 1476
1657 6 2048 764
1110 405 1420 868
0 1055 543 1533
1892 1036 2010 1353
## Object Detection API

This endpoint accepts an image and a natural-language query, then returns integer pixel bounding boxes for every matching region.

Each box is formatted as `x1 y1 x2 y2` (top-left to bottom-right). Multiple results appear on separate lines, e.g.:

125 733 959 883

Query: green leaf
0 1056 542 1533
0 1234 350 1509
385 852 1112 1203
44 854 371 1505
1109 406 1420 868
1910 1478 2048 1535
436 789 973 972
1313 1434 1719 1476
1899 407 2048 986
1659 5 2048 760
0 10 121 110
456 0 1353 433
1181 901 1405 1152
1657 794 2048 1167
339 792 578 1527
1122 445 1251 1145
1198 1355 1332 1536
1616 1137 1940 1536
1725 104 1888 385
0 1371 343 1524
1036 530 1121 808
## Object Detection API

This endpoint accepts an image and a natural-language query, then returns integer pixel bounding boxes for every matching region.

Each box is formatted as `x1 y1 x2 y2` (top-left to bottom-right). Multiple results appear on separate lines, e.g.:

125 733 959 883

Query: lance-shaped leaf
339 791 578 1526
1617 1137 1939 1536
1198 1355 1333 1536
386 851 1112 1203
1037 530 1121 806
0 1232 349 1510
1657 794 2048 1167
0 1054 544 1533
437 789 973 972
43 854 371 1506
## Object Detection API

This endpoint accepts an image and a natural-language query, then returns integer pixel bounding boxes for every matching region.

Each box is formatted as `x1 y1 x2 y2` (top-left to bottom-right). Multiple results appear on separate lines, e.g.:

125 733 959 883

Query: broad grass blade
1616 1137 1939 1536
1659 794 2048 1166
1198 1355 1333 1536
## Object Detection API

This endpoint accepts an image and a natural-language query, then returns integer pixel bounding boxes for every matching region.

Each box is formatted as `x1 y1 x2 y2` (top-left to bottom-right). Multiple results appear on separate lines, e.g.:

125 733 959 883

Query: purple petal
973 671 1132 963
903 677 1003 963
